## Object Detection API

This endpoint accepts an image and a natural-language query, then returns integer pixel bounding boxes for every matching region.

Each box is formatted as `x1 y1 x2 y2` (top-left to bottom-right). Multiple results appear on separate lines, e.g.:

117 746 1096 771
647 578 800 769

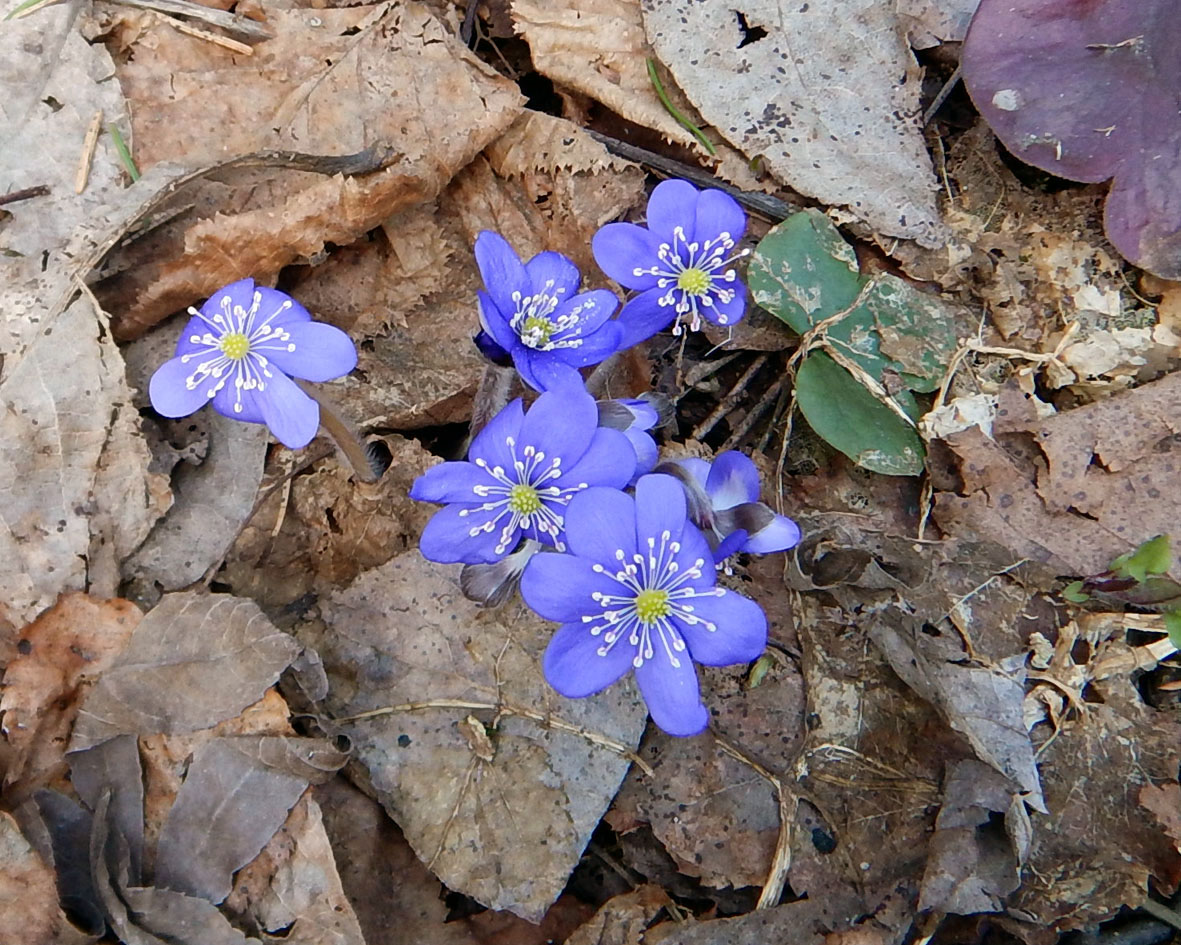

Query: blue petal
543 620 635 699
634 474 689 546
477 291 521 355
742 514 802 554
671 457 711 490
635 650 709 736
256 370 320 448
552 288 619 338
713 529 748 562
550 322 623 369
526 359 586 395
592 223 660 290
261 322 357 382
618 398 660 431
646 179 700 243
408 461 486 504
694 187 747 244
615 287 677 349
559 428 636 491
564 487 637 565
211 367 267 424
525 250 581 299
674 587 767 666
519 386 597 469
704 279 747 328
253 286 312 330
672 520 715 577
468 397 526 476
419 503 508 564
706 452 761 510
474 232 529 321
473 329 513 366
197 278 256 322
149 355 218 418
521 552 619 622
173 313 216 358
623 429 658 481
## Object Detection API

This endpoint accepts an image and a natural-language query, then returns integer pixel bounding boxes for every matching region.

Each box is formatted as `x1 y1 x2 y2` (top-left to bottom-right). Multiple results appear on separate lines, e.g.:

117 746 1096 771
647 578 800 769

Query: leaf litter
2 0 1181 941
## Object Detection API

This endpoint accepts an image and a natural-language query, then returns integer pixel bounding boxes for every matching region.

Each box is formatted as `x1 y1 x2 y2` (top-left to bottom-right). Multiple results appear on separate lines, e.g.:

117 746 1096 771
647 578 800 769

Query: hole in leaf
734 10 768 48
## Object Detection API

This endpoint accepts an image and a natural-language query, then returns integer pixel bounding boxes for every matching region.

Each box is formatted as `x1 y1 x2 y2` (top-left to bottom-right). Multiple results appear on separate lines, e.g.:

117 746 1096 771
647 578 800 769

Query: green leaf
749 210 959 392
1061 580 1090 603
795 352 924 476
1165 610 1181 650
1110 534 1172 584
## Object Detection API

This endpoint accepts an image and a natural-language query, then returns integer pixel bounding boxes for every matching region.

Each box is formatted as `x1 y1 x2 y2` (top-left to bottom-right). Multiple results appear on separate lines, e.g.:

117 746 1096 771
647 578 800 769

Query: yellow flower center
634 588 671 624
219 331 250 360
508 483 542 515
520 315 556 347
676 267 711 296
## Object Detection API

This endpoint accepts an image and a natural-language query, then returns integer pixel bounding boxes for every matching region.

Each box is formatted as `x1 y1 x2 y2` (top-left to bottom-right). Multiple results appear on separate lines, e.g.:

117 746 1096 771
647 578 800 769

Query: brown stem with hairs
295 379 380 482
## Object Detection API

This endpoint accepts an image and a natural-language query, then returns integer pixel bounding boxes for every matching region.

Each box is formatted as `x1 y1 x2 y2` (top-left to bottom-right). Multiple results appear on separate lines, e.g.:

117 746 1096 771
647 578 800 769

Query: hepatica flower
659 452 801 562
149 278 357 449
593 179 749 343
475 231 624 392
521 474 768 736
597 396 665 481
409 386 635 564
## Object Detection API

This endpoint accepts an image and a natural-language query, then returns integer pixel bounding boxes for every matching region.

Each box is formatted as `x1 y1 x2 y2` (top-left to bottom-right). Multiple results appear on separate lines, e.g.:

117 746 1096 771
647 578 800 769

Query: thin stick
75 110 103 195
103 0 272 40
721 372 789 452
690 354 768 441
0 184 50 206
159 12 253 54
336 698 654 777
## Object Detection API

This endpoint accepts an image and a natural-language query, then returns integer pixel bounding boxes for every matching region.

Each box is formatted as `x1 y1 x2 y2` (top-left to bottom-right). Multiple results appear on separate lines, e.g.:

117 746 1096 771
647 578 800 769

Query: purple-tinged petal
713 530 748 562
635 653 709 736
262 322 356 381
634 474 689 546
552 288 619 338
646 179 700 243
694 188 747 244
199 278 256 320
518 387 597 468
564 487 637 565
706 452 761 510
550 322 623 369
671 457 711 490
149 355 219 418
174 314 216 358
704 279 747 328
469 398 526 475
525 251 581 299
253 285 312 330
255 370 320 449
210 369 267 424
671 521 715 579
409 461 486 504
473 329 513 367
521 552 619 622
543 621 635 698
592 222 660 290
477 291 520 354
675 588 767 666
741 514 801 554
559 428 636 491
419 504 507 564
474 231 529 320
616 287 678 349
623 429 658 480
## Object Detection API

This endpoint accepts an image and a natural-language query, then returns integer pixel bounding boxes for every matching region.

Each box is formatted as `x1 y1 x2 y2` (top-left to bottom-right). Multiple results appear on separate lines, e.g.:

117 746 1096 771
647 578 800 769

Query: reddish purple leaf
962 0 1181 278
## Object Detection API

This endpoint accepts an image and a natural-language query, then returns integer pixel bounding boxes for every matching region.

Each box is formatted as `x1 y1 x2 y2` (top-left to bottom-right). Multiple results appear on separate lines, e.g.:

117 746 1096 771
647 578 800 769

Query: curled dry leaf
97 0 524 337
0 593 141 796
70 592 302 752
0 811 64 945
641 0 947 246
301 550 648 921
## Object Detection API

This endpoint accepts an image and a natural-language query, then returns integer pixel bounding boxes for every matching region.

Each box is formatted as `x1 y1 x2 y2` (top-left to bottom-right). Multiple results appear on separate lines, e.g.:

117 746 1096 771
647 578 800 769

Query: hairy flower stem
295 380 380 482
468 362 518 443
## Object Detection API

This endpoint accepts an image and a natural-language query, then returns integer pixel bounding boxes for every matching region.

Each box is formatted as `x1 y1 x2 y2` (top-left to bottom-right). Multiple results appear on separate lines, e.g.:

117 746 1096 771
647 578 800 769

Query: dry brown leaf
301 549 647 921
934 376 1181 577
1139 782 1181 853
70 592 302 752
564 885 671 945
641 0 946 246
0 811 63 945
97 0 524 337
0 593 141 796
897 0 979 48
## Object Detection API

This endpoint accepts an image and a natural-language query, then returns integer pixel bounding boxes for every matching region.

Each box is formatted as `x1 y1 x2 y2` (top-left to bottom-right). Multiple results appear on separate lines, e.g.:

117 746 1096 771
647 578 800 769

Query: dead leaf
70 735 146 884
564 884 671 945
300 549 647 921
1139 782 1181 853
897 0 979 48
97 0 524 338
0 810 64 945
640 0 946 246
1 593 141 796
70 592 302 752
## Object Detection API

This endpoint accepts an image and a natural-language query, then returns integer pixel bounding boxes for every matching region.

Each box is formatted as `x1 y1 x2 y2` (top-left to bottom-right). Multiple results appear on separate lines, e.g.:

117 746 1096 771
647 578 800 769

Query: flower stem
295 380 381 482
468 363 518 442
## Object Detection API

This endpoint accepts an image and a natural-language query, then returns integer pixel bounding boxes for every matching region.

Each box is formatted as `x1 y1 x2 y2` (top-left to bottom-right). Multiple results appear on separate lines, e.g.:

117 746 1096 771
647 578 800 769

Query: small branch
100 0 273 40
0 184 50 206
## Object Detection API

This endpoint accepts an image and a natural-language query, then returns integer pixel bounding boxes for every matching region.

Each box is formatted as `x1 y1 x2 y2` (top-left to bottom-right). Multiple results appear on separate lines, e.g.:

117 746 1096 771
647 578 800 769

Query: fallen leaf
1 593 141 796
963 0 1181 277
0 810 64 945
300 549 648 921
564 884 671 945
70 592 302 752
641 0 947 246
1139 782 1181 853
898 0 979 48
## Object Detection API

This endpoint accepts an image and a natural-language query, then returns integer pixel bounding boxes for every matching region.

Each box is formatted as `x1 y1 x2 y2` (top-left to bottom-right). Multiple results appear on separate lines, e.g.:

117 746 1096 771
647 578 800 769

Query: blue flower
474 232 625 392
659 452 801 562
596 396 665 482
148 278 357 449
592 179 749 343
409 386 636 564
520 474 768 737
